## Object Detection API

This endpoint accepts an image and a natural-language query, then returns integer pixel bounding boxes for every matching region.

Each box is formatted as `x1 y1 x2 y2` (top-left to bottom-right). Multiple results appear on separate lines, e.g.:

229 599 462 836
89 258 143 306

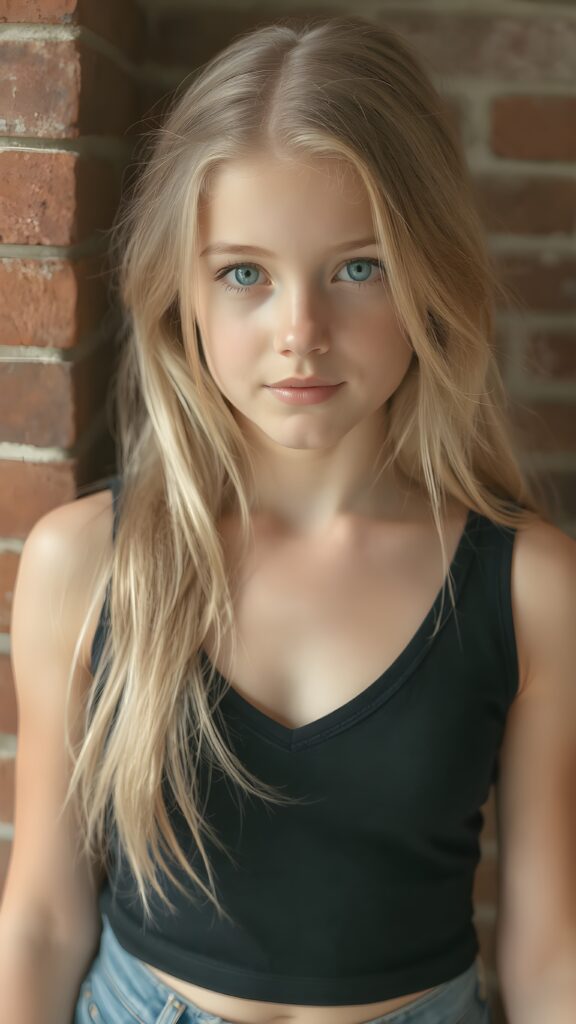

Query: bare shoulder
4 485 115 947
494 517 576 988
24 485 115 670
510 514 576 697
25 484 112 547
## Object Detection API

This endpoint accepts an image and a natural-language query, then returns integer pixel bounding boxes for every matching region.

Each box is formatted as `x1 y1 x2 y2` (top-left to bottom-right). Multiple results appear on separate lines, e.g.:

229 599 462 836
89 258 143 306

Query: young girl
3 14 576 1024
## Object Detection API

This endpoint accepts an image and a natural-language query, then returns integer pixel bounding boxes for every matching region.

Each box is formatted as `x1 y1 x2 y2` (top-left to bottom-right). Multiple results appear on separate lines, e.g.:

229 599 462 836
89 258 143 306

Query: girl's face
194 152 414 453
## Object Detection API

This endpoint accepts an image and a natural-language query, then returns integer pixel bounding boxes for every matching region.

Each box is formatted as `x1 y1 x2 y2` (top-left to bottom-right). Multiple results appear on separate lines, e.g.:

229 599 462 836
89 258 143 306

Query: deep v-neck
200 508 479 752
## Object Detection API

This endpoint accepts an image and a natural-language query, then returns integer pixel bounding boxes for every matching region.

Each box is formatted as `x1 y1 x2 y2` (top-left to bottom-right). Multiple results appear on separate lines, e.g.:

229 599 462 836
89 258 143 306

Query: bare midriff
141 962 439 1024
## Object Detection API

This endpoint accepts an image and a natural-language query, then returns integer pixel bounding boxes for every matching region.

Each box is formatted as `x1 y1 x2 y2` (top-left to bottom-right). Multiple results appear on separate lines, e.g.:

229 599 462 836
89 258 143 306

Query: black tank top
91 475 518 1004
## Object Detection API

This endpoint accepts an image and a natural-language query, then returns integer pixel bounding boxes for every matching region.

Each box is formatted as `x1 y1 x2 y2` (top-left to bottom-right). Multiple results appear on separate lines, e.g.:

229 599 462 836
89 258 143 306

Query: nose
273 288 329 357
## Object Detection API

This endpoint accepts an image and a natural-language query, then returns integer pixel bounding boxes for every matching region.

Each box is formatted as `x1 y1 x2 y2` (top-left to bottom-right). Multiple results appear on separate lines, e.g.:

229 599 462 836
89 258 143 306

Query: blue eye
337 259 380 285
215 258 386 294
223 265 262 291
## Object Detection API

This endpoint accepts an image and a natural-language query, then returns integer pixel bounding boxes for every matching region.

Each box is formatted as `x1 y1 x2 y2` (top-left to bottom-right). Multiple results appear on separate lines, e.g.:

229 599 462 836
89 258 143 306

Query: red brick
0 39 139 138
0 361 79 447
474 175 576 235
1 0 78 18
1 0 145 59
0 449 118 539
0 151 120 245
0 756 15 823
0 39 79 136
0 653 17 735
0 462 77 538
491 96 576 161
523 329 576 379
0 552 18 632
497 254 576 313
0 256 109 348
0 333 115 447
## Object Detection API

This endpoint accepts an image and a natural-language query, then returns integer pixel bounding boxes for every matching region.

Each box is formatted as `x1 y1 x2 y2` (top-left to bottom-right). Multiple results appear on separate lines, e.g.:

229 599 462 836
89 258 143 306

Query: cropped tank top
91 474 519 1005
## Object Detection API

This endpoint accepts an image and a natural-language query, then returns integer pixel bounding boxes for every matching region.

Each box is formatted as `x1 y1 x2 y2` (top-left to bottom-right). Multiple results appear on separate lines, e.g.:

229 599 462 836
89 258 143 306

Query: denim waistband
87 914 489 1024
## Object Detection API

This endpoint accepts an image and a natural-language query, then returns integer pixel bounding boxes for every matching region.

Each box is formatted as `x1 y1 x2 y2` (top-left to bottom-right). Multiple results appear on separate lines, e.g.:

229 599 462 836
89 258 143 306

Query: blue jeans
74 914 492 1023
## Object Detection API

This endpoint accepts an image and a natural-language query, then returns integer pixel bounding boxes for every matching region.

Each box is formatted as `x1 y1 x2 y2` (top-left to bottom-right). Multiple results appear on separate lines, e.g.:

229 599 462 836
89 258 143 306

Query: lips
267 378 338 388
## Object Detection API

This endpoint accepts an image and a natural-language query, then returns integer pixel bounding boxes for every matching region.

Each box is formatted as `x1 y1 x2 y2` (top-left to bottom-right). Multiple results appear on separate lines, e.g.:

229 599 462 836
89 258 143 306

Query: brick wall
0 0 144 926
1 2 575 1022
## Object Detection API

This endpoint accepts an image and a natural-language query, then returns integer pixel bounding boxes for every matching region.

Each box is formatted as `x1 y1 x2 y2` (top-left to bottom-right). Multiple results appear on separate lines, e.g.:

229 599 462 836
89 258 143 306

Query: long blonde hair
64 14 555 925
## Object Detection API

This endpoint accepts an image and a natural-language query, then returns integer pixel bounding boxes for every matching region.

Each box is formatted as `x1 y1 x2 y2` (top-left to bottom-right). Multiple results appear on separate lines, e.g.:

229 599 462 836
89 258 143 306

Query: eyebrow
199 237 378 258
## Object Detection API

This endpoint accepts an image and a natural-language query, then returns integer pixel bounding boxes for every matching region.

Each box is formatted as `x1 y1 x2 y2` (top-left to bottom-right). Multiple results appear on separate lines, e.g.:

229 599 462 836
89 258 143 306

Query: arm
495 519 576 1024
0 495 109 1023
0 926 100 1024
